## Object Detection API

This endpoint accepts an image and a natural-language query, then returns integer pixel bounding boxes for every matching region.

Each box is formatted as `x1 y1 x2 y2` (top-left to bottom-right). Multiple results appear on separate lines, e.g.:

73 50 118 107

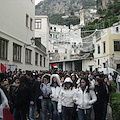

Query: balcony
35 40 46 53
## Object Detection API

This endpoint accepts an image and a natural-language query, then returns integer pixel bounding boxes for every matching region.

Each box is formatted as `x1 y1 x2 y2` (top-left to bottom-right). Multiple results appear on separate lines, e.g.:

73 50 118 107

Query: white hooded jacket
57 77 76 113
73 86 97 109
50 74 61 102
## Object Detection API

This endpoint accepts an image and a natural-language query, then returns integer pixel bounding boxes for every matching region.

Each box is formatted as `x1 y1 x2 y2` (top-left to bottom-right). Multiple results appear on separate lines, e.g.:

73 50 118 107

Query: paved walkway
106 103 113 120
36 104 113 120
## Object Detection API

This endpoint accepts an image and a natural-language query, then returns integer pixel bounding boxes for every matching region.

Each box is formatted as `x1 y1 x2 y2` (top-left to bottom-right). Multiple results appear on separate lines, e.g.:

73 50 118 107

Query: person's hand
5 105 10 110
107 81 110 85
30 101 34 105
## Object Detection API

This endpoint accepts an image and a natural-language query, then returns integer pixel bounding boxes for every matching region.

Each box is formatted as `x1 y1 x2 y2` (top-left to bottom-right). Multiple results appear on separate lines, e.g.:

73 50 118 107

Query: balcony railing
35 40 46 53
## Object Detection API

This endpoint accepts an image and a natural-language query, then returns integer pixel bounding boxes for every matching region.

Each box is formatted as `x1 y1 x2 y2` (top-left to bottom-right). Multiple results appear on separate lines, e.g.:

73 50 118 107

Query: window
35 52 38 65
103 42 106 53
89 66 92 72
50 34 52 38
116 27 119 33
65 49 67 53
40 55 42 66
35 19 41 29
103 63 106 68
53 34 57 39
54 27 56 31
44 57 46 67
98 45 100 54
114 41 120 51
50 27 52 30
55 50 58 53
74 42 76 47
26 14 29 27
25 48 31 64
13 43 21 62
117 64 120 69
0 38 8 59
98 59 100 65
30 18 33 30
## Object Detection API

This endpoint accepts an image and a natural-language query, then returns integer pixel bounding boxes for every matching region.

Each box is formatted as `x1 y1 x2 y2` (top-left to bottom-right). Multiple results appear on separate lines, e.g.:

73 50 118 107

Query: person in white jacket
58 77 76 120
73 77 97 120
0 88 10 120
50 74 61 120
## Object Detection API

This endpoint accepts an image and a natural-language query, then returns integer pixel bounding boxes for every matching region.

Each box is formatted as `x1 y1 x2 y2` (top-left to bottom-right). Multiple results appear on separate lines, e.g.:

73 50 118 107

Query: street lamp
24 37 35 48
31 37 35 44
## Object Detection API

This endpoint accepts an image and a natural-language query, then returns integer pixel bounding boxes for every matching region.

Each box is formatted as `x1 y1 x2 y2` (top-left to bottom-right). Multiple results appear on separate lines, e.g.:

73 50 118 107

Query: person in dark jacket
36 76 42 118
26 71 38 120
103 77 112 120
14 76 30 120
9 76 20 114
93 78 107 120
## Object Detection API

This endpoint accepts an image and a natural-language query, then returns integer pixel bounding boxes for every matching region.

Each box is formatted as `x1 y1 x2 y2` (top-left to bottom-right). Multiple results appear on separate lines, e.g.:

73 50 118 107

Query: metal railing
35 40 46 53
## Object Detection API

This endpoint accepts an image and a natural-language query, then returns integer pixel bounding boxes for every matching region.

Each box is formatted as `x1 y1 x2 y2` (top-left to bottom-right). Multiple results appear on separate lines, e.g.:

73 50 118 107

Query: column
72 61 75 71
63 62 66 71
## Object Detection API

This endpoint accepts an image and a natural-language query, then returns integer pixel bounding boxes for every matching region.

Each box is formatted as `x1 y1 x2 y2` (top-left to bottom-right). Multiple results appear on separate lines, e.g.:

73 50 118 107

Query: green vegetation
109 81 120 120
81 2 120 37
49 14 80 26
82 0 96 8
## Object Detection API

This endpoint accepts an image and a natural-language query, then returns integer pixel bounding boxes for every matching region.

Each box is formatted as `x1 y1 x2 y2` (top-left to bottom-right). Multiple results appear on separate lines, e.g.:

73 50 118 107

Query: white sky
35 0 44 5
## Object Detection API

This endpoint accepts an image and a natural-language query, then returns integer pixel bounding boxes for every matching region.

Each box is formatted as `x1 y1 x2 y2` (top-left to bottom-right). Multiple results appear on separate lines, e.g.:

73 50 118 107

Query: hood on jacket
77 79 94 90
50 74 61 86
64 77 73 83
41 73 51 83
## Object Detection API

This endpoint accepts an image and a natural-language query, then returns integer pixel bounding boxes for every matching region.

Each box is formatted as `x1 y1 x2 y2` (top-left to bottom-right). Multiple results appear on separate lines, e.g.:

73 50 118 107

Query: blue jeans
41 99 52 120
29 104 36 120
78 108 91 120
52 101 61 120
62 106 74 120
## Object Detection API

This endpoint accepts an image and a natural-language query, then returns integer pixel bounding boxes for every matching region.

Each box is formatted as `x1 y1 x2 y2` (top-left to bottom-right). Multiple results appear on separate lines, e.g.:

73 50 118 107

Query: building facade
49 22 120 72
35 15 50 70
0 1 48 71
82 23 120 72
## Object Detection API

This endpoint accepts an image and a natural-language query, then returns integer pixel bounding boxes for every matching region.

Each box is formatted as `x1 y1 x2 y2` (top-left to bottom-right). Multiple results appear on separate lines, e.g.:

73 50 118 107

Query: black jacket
28 79 38 103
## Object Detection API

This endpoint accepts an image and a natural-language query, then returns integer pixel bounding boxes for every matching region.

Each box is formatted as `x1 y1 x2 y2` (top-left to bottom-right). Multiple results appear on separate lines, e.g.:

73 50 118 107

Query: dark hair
63 82 74 90
19 76 29 91
95 78 104 87
26 71 33 78
80 77 90 86
0 73 5 82
43 75 50 79
51 81 59 87
43 75 50 82
80 77 90 92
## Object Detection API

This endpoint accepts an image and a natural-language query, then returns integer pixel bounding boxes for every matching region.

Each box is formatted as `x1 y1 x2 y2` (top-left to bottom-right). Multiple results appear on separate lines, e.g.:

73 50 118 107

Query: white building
49 22 120 72
49 24 83 71
35 15 50 70
0 1 48 71
82 24 120 72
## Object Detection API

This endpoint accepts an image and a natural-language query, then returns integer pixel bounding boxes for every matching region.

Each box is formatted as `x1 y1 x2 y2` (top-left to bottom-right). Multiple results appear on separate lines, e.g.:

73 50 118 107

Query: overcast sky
35 0 44 5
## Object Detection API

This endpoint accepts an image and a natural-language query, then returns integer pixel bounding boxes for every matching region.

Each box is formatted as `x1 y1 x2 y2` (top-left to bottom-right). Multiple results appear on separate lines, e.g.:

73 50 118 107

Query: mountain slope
35 0 96 16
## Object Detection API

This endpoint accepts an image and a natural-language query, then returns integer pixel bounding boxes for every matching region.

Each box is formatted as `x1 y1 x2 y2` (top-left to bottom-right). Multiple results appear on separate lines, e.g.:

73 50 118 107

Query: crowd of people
0 69 119 120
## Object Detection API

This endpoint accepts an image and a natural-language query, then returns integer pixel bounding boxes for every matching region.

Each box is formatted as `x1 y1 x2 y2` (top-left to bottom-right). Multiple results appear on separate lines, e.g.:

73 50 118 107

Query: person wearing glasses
73 77 97 120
